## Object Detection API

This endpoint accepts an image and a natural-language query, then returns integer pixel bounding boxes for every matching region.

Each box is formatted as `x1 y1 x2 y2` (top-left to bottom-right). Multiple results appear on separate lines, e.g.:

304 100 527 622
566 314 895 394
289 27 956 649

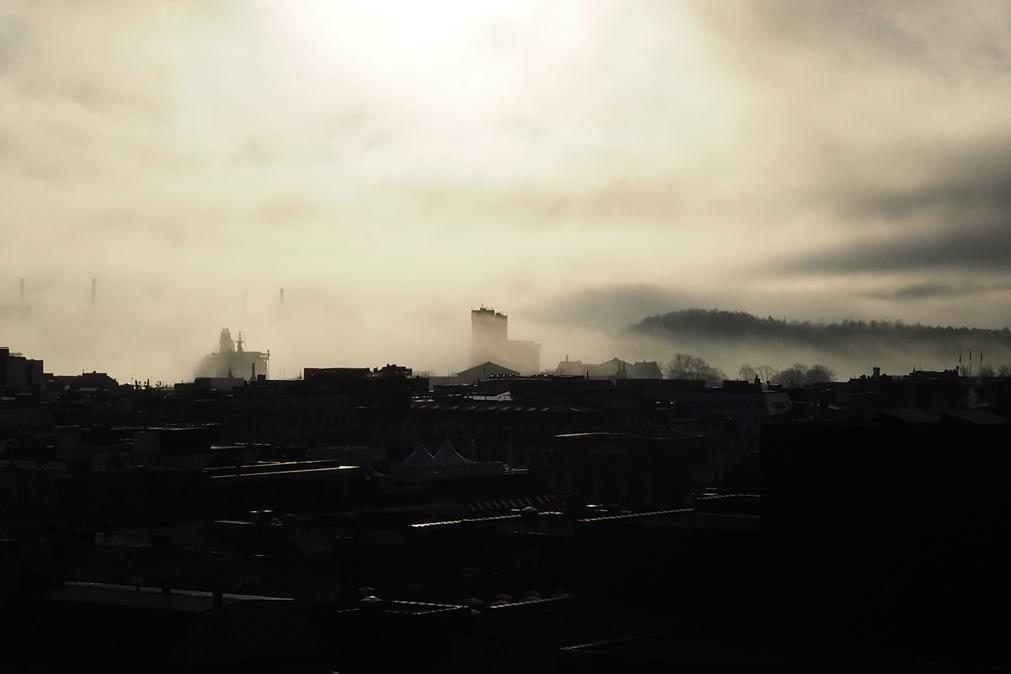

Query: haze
3 1 1011 382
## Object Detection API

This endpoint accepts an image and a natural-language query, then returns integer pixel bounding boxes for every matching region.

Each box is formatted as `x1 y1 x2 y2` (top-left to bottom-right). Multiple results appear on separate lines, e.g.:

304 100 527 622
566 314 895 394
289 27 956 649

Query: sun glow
274 0 541 77
265 1 737 176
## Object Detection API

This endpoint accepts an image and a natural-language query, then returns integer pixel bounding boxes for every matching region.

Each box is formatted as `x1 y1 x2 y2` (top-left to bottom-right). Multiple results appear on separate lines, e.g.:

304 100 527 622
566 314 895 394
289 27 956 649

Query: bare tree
667 353 726 386
773 363 808 387
805 364 836 384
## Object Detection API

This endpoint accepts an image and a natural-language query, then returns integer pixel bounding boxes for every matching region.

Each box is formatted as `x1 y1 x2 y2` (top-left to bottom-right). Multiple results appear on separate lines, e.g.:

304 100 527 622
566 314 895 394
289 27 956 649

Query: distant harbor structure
195 328 270 380
0 278 31 322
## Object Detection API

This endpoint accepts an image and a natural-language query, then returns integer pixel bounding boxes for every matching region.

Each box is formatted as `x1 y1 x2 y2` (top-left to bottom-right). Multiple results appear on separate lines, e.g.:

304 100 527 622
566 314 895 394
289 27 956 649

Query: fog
3 2 1011 382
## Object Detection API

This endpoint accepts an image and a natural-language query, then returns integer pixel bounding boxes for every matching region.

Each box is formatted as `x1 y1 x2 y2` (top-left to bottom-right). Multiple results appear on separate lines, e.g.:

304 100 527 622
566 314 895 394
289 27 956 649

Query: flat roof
209 465 361 480
43 581 290 612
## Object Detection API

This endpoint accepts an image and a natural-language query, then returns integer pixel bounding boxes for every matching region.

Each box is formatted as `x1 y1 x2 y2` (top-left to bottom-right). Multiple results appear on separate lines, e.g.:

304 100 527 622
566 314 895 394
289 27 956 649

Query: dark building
545 432 713 508
556 357 662 380
46 370 119 392
762 411 1011 657
0 347 44 394
224 365 426 448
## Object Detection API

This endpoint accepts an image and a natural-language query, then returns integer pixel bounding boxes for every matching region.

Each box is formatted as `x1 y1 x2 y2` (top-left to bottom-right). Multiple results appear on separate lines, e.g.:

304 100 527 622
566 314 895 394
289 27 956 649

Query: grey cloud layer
788 139 1011 276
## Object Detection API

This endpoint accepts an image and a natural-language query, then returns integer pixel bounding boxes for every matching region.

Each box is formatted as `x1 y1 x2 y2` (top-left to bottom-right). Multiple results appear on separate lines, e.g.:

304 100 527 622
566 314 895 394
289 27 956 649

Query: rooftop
42 581 290 612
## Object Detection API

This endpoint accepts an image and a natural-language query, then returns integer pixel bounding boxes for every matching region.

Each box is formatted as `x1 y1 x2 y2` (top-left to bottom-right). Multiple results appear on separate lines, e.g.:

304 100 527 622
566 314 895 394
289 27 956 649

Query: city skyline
4 4 1011 669
4 1 1011 378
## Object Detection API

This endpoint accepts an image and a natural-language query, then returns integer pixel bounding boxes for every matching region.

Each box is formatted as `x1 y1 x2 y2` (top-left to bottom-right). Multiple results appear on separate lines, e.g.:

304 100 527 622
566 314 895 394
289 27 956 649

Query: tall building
471 308 507 365
470 307 540 374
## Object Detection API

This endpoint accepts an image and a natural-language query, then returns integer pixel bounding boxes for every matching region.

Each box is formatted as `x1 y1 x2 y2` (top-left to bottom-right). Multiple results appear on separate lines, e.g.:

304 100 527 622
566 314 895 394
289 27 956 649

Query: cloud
795 225 1011 275
529 284 694 331
694 1 1011 77
5 1 1011 380
865 280 1011 302
783 138 1011 275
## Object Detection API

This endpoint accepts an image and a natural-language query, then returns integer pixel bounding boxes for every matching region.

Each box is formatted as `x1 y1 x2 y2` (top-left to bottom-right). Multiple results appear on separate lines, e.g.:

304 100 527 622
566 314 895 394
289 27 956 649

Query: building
470 308 540 374
195 329 270 380
0 347 44 394
222 365 426 447
46 370 119 392
556 357 662 380
454 361 519 386
547 431 713 508
762 411 1011 653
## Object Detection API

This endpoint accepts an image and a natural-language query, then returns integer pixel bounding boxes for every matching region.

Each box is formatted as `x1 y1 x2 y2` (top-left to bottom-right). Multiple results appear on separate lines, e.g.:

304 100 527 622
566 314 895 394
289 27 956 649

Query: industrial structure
194 328 270 380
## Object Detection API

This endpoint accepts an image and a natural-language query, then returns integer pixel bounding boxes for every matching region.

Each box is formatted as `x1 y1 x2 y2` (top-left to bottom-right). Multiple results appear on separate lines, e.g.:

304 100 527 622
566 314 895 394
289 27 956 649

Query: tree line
635 308 1011 344
666 353 835 387
666 352 1011 386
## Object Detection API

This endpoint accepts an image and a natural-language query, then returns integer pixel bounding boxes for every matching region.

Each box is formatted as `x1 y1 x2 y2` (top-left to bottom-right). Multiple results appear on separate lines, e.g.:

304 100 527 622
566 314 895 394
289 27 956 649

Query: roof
559 631 865 672
396 441 438 468
434 439 473 465
42 581 290 613
877 408 942 424
457 362 520 378
943 409 1008 425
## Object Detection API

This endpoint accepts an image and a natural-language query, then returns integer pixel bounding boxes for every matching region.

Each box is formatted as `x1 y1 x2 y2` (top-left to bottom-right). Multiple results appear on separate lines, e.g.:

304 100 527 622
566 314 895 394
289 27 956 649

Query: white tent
394 441 437 469
434 439 472 466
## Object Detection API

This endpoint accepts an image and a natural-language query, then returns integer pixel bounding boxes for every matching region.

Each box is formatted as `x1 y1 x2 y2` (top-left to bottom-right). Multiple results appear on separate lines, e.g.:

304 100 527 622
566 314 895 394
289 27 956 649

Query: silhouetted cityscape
4 304 1011 672
6 1 1011 671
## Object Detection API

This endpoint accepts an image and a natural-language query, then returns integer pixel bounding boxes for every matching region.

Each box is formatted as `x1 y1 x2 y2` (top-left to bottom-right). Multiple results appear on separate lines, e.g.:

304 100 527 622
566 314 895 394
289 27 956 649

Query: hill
626 308 1011 375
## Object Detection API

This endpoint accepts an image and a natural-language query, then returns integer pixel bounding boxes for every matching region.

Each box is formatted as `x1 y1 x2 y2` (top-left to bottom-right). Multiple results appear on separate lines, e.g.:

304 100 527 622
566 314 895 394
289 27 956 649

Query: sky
2 1 1011 381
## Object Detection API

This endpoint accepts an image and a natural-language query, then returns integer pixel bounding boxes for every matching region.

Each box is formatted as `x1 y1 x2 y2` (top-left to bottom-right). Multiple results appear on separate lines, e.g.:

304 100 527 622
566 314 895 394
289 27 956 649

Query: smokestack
90 278 96 307
18 278 24 306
